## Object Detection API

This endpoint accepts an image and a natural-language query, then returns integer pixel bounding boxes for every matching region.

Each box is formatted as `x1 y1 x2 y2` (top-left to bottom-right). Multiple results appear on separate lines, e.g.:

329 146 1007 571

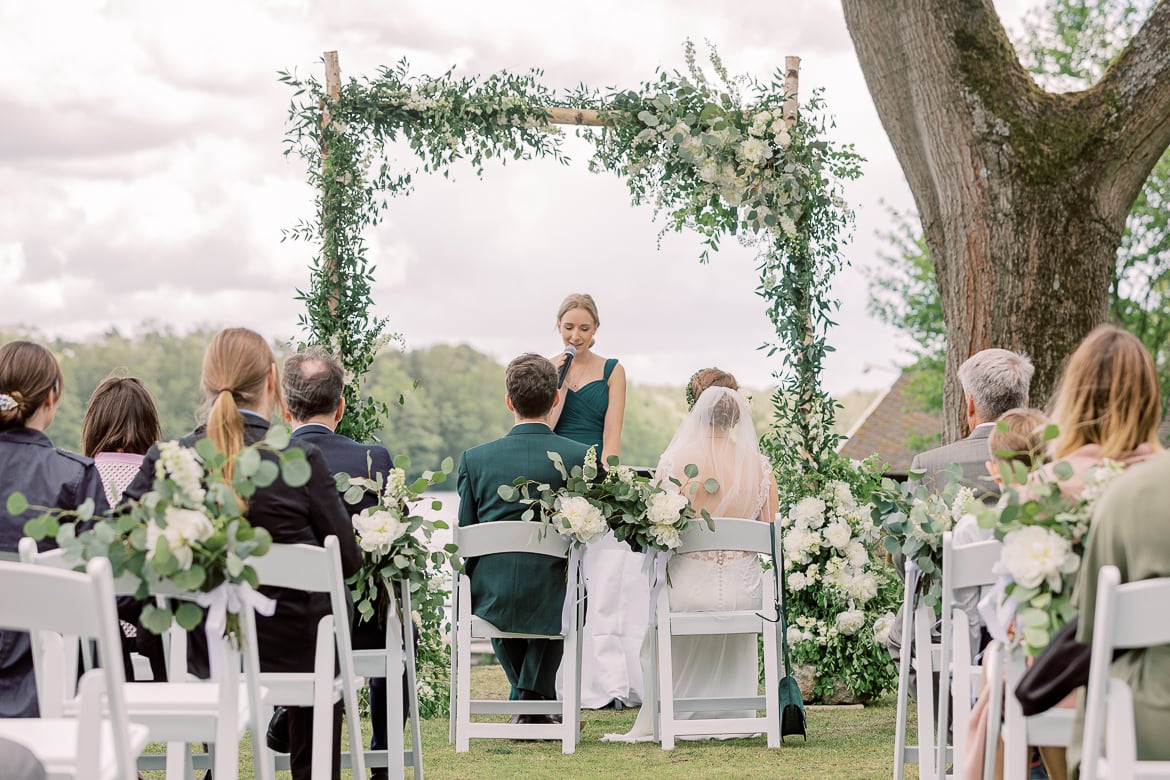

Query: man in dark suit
888 348 1034 680
457 353 591 720
282 347 396 780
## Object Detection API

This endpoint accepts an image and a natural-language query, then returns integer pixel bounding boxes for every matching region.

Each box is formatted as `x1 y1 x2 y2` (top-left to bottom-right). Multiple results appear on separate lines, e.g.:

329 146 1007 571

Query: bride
604 369 779 741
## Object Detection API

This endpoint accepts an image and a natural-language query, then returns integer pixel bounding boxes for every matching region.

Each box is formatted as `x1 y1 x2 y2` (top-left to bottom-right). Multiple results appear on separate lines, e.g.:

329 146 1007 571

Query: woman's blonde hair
1048 325 1162 459
556 293 600 348
202 328 280 480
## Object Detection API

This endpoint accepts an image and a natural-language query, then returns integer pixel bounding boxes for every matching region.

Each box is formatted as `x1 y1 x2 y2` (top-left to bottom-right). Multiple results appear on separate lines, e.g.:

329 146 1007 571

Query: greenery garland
282 42 896 707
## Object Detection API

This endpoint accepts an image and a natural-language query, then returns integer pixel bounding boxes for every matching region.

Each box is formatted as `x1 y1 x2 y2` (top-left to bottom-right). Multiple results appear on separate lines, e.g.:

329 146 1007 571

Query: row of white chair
447 518 786 753
0 535 422 780
894 533 1170 779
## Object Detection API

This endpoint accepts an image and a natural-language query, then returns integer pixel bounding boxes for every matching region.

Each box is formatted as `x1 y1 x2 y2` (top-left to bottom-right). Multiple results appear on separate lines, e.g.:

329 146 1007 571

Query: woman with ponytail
0 339 110 717
122 327 360 780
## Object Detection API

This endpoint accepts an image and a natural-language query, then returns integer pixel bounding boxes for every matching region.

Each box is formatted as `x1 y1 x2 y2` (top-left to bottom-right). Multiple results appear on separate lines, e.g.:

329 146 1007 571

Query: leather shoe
266 707 290 753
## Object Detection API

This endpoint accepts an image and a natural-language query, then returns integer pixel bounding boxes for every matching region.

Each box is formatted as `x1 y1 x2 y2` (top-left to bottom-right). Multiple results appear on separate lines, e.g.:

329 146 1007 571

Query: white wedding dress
604 387 775 742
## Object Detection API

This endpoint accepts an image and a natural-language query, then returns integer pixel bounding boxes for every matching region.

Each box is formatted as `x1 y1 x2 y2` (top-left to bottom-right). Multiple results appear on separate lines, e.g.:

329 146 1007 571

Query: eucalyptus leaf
281 458 312 488
6 492 28 516
684 463 699 479
703 478 719 494
265 425 291 450
175 602 204 630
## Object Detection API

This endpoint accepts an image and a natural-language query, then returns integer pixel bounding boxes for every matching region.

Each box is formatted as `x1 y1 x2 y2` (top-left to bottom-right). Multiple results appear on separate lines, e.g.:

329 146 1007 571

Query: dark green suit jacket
457 422 591 635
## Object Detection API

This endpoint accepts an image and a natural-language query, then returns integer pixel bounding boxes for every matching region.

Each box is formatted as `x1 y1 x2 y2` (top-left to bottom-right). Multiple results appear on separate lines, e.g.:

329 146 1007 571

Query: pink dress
961 444 1156 780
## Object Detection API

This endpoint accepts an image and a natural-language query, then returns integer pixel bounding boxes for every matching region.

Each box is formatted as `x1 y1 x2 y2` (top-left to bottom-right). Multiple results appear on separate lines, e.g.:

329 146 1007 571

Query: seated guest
281 346 399 779
457 353 591 717
122 328 361 780
0 340 110 717
983 407 1050 488
81 374 166 682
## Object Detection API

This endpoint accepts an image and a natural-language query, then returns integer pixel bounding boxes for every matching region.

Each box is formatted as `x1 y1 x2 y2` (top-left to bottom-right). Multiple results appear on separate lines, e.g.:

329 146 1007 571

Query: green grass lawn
143 662 904 779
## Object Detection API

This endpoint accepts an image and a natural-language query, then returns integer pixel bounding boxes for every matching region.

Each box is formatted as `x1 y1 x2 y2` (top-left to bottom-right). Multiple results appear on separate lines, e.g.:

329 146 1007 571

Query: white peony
157 442 206 504
648 523 682 550
647 491 689 527
846 572 879 603
1001 526 1079 590
845 539 869 569
555 496 608 545
872 612 896 647
782 526 811 562
147 507 215 572
787 626 804 645
787 571 808 591
738 137 769 165
352 509 409 556
790 496 826 529
823 521 852 550
835 608 866 636
697 159 719 182
831 480 856 509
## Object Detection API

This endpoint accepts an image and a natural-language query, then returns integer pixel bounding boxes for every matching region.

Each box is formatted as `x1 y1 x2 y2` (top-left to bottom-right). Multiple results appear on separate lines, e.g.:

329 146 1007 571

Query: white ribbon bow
642 548 672 626
560 545 584 637
977 572 1017 645
195 581 277 680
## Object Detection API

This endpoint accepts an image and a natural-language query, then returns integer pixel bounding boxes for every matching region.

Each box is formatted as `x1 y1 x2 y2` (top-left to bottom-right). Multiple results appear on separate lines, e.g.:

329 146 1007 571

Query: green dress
555 357 618 452
1069 450 1170 775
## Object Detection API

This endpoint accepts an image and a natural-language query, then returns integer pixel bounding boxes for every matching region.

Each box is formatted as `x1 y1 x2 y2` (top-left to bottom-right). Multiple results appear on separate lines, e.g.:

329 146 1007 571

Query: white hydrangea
352 509 409 556
823 521 852 550
147 507 215 572
554 496 608 545
779 214 798 238
157 442 205 504
835 608 866 636
647 491 688 527
383 468 408 504
1001 526 1079 591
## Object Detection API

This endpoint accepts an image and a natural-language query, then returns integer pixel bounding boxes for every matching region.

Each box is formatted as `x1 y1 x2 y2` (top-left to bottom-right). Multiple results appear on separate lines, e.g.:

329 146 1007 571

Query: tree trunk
842 0 1170 441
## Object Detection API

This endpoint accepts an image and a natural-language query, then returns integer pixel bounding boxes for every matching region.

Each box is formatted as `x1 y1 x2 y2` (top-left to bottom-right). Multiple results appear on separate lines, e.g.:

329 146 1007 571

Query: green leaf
195 438 220 463
395 454 412 471
5 492 28 516
497 485 519 502
226 552 245 578
684 463 699 479
140 604 174 635
175 602 204 630
236 447 261 478
253 460 279 487
1053 461 1074 481
171 565 207 591
265 425 291 450
281 458 312 488
441 456 455 473
344 485 366 505
703 478 719 494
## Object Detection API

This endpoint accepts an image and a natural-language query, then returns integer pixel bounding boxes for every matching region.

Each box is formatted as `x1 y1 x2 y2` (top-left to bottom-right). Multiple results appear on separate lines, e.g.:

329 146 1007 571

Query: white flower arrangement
552 495 608 546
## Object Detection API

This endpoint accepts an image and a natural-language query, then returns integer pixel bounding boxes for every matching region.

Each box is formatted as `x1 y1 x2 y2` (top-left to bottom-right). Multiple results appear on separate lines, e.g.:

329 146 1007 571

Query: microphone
557 345 576 388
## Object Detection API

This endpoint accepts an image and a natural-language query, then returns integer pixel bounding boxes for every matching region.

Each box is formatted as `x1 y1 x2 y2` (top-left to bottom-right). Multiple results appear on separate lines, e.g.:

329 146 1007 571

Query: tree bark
842 0 1170 441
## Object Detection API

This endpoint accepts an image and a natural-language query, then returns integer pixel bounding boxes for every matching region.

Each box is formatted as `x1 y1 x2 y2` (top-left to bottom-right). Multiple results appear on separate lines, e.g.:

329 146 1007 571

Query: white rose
147 508 214 572
648 523 682 550
787 571 808 591
737 137 769 165
835 608 866 636
1001 526 1079 590
698 159 719 182
353 509 409 556
555 496 608 544
823 521 852 549
647 492 689 526
831 480 856 509
790 496 826 529
872 612 896 647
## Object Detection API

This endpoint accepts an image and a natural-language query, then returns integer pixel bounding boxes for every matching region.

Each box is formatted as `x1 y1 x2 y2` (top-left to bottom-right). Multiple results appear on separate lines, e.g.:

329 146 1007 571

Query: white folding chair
990 641 1075 780
248 536 366 779
936 533 1002 777
19 537 272 780
449 521 583 753
893 559 944 780
0 557 149 780
345 577 423 778
648 517 781 750
1081 565 1170 780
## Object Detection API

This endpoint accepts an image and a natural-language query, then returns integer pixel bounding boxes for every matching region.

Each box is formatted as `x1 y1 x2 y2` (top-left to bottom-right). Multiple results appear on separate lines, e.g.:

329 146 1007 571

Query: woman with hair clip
0 340 110 717
964 324 1162 780
605 369 779 742
122 327 361 780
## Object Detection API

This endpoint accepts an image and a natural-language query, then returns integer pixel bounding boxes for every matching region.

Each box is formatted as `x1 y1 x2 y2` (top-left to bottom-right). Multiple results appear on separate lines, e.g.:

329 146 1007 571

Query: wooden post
322 50 341 128
321 50 342 314
784 56 800 129
543 107 606 127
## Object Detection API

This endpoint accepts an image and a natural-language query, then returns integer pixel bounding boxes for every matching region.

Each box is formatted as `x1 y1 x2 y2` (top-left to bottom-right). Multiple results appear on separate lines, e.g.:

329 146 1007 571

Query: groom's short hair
506 353 558 418
282 347 345 421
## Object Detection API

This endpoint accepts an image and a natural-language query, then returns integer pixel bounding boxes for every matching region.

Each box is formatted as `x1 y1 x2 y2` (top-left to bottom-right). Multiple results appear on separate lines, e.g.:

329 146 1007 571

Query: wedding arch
281 43 898 705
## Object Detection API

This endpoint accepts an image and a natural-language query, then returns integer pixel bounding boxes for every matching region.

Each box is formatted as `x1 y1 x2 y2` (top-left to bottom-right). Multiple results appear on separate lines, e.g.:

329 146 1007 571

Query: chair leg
455 584 472 753
657 615 675 751
561 634 578 754
763 619 781 748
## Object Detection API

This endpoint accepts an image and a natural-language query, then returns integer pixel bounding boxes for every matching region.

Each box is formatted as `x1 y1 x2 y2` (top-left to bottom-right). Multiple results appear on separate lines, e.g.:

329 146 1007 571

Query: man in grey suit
888 348 1034 672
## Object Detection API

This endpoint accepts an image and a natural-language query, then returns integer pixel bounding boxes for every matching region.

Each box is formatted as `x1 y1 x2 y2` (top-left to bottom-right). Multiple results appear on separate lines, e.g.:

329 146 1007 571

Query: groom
457 353 591 716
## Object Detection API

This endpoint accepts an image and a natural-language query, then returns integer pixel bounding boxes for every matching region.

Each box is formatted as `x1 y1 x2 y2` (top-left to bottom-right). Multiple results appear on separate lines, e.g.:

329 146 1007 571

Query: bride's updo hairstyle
201 328 280 479
1048 324 1161 460
556 293 600 348
686 367 738 410
0 340 63 430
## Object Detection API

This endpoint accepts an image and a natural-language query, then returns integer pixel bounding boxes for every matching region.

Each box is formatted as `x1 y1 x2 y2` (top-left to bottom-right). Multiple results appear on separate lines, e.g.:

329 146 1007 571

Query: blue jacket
0 426 109 717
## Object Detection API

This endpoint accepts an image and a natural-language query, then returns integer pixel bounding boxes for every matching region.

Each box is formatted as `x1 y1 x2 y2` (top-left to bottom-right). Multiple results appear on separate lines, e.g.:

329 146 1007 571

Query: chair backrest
941 533 1002 592
674 517 771 556
1081 565 1170 780
454 521 570 560
0 557 137 777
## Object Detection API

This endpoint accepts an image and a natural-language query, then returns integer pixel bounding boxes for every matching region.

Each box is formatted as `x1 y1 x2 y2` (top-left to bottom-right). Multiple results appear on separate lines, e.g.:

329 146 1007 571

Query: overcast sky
0 0 1037 393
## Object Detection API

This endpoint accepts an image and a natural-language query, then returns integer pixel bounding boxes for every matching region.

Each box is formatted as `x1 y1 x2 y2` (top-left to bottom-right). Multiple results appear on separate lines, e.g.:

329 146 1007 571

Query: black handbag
1014 616 1124 716
770 522 807 740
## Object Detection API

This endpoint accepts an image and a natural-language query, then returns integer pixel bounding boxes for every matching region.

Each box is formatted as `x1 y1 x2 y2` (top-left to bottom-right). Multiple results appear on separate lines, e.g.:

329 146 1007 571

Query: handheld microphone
557 345 577 388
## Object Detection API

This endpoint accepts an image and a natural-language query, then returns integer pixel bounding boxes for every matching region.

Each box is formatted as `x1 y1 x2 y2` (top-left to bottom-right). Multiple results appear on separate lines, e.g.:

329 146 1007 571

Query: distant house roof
838 372 942 478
